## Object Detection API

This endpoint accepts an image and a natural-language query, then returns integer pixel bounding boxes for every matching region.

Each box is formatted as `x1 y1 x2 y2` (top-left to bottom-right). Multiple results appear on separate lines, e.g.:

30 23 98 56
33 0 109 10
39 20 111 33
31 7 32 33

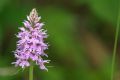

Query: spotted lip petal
12 8 50 70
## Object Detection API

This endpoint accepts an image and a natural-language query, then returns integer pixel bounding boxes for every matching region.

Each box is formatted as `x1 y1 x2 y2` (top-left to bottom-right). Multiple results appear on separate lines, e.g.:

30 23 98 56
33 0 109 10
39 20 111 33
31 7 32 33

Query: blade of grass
111 1 120 80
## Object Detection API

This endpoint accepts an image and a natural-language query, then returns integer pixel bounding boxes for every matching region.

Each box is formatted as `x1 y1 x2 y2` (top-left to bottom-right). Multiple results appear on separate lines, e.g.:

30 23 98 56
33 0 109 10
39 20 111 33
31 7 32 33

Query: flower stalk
29 65 33 80
12 8 50 80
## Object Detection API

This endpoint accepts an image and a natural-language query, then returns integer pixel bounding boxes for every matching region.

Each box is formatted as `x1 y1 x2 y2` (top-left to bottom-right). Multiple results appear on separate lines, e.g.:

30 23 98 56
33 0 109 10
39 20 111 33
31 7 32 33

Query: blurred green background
0 0 120 80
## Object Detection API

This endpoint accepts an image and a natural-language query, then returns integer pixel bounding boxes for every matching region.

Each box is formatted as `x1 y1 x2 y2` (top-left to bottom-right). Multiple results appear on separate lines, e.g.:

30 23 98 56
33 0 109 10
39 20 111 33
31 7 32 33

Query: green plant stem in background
29 65 33 80
111 4 120 80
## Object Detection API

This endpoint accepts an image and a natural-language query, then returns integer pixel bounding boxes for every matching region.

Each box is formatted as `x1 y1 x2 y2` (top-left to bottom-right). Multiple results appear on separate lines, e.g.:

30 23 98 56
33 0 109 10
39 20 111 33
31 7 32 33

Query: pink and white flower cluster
12 9 50 71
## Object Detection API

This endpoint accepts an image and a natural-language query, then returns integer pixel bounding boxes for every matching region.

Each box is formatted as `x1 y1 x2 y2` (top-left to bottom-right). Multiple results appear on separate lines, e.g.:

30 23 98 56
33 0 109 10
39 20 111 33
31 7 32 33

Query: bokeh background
0 0 120 80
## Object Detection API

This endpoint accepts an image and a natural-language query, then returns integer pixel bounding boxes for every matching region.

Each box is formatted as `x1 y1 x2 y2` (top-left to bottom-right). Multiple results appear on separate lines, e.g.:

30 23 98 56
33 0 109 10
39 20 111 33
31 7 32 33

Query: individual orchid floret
12 8 50 71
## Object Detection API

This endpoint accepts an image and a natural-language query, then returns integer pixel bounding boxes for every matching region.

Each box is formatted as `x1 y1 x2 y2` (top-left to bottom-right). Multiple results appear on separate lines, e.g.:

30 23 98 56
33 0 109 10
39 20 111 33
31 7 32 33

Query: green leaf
88 0 118 23
74 0 119 24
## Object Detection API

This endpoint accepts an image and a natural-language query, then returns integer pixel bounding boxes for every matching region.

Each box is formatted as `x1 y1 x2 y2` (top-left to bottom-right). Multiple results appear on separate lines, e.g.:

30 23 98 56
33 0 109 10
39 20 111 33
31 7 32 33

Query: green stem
29 65 33 80
111 3 120 80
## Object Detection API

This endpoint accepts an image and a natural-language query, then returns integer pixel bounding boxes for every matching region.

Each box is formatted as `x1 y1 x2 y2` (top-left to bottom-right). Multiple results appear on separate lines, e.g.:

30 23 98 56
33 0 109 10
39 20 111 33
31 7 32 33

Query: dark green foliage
0 0 119 80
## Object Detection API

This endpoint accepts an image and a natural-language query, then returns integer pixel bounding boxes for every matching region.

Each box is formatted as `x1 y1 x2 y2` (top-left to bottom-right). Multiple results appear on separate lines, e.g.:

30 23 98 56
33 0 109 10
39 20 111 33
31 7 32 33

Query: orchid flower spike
12 8 50 71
